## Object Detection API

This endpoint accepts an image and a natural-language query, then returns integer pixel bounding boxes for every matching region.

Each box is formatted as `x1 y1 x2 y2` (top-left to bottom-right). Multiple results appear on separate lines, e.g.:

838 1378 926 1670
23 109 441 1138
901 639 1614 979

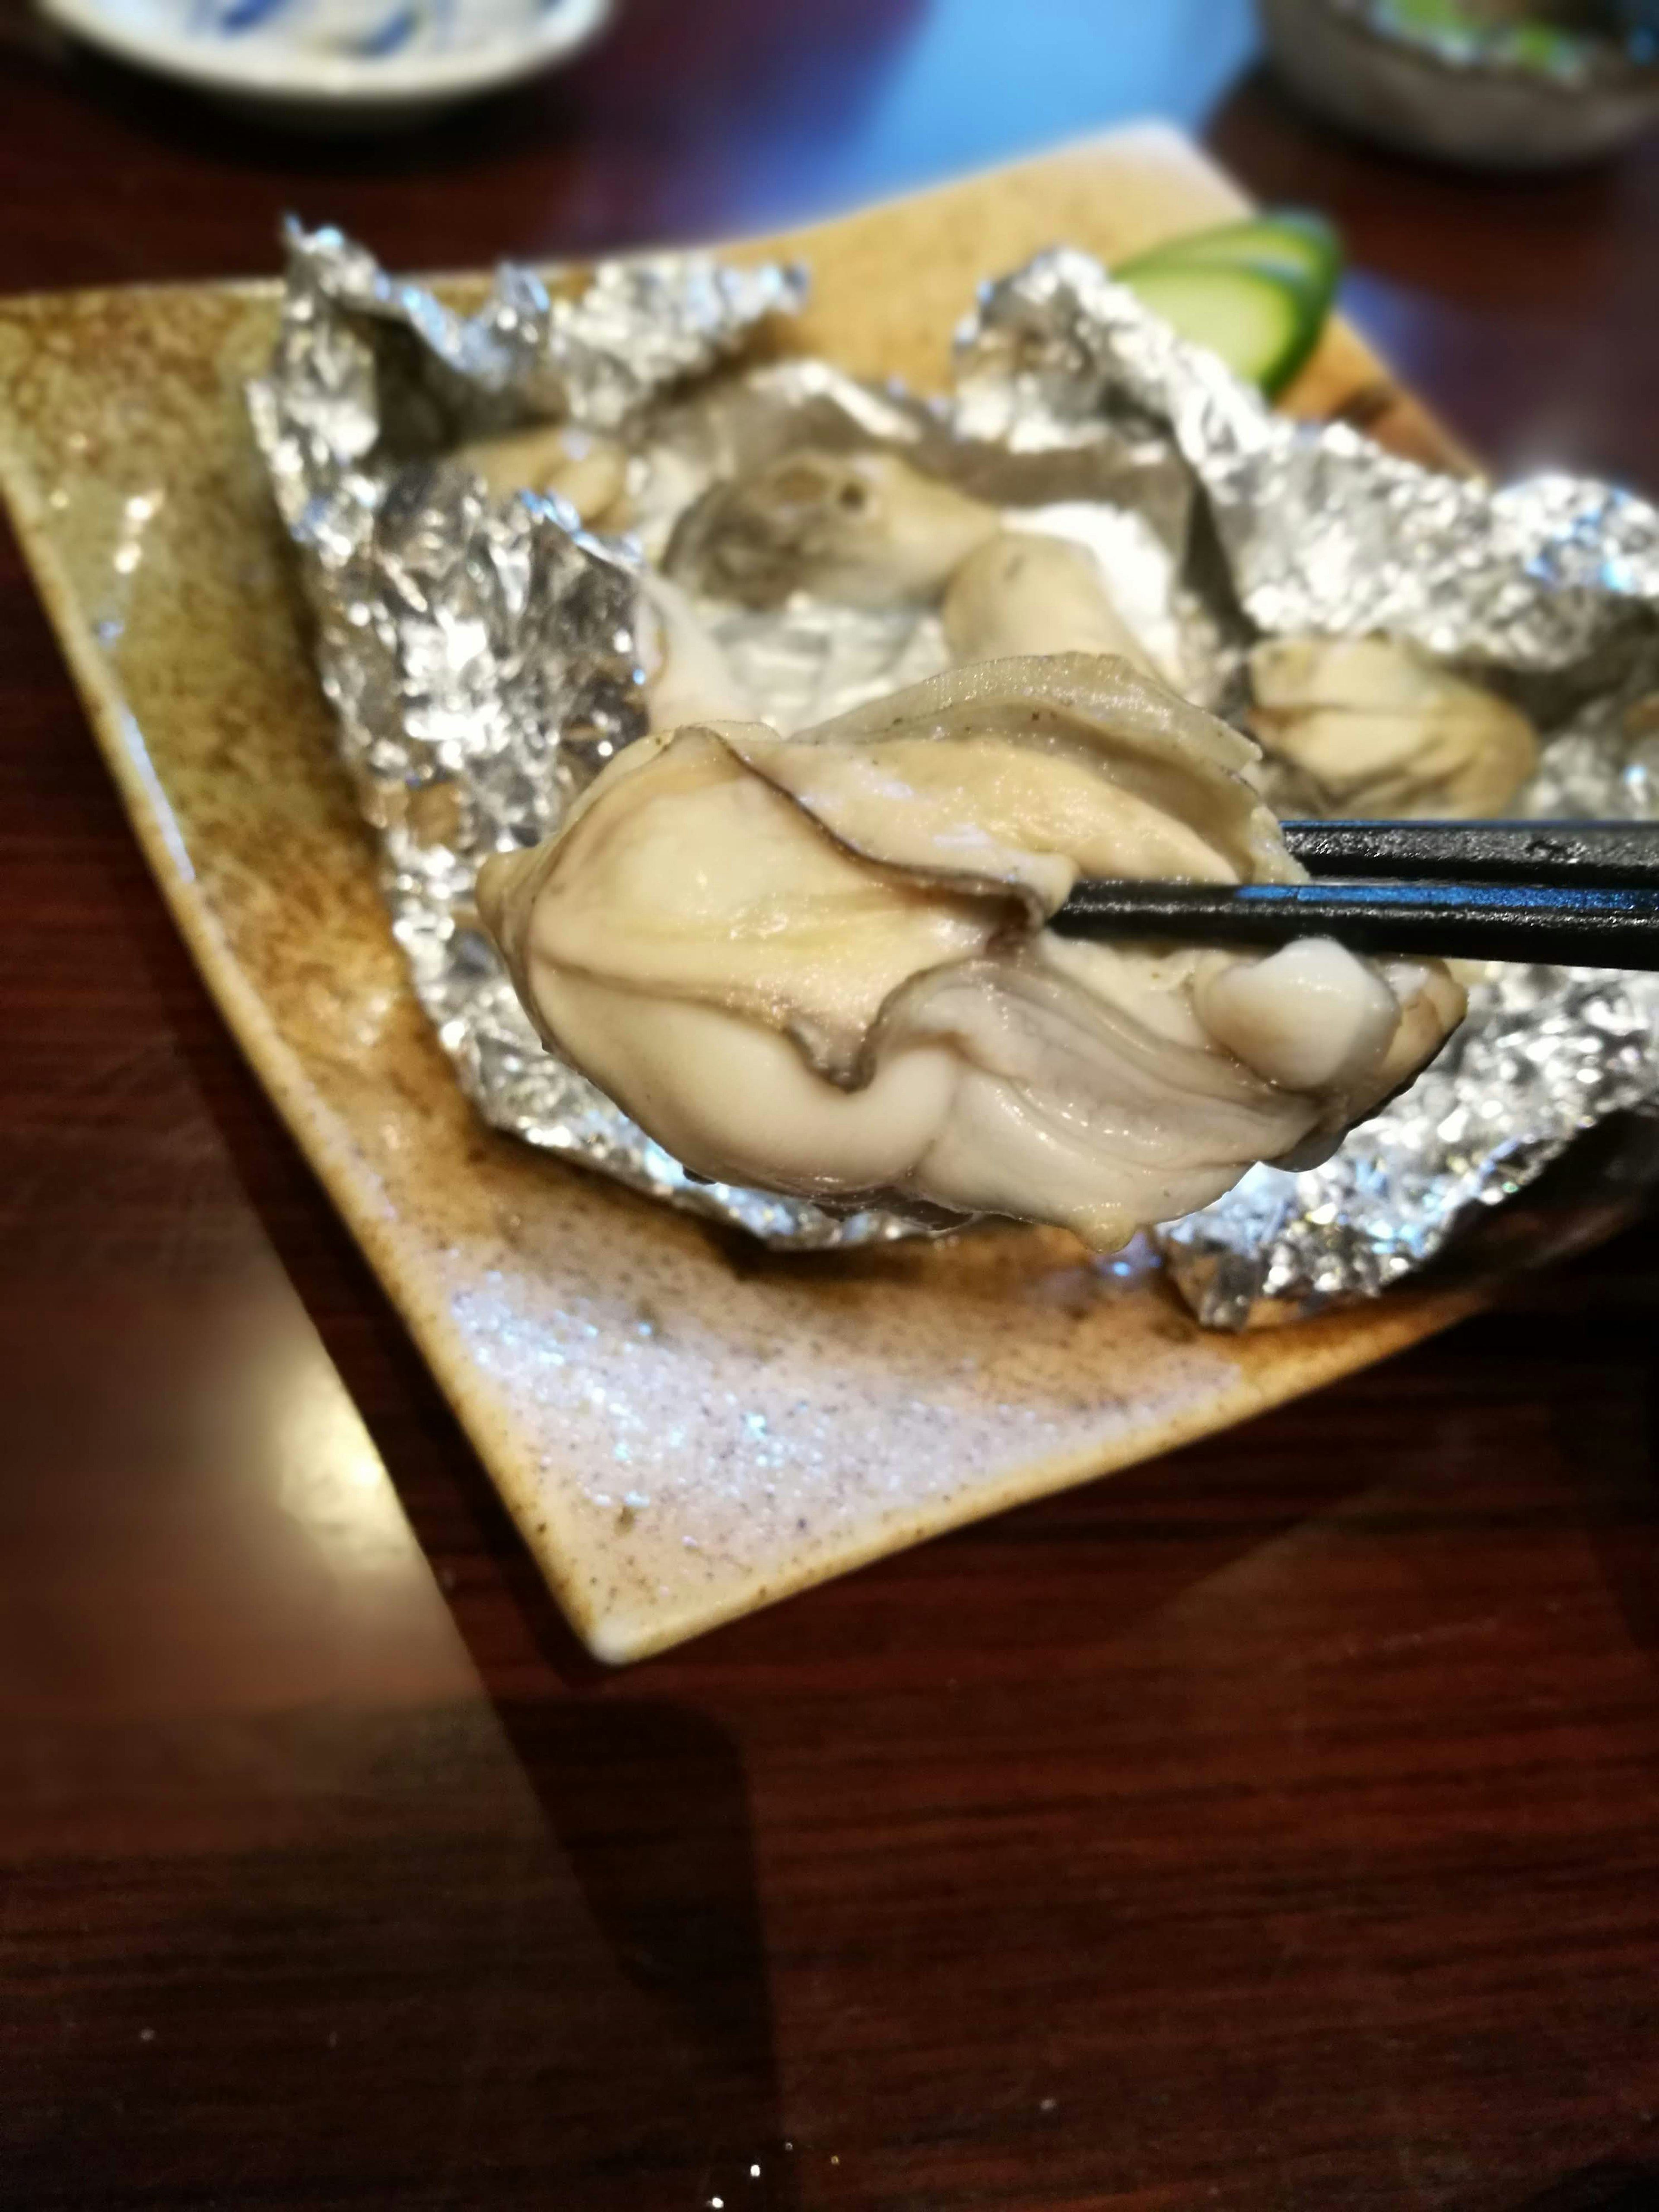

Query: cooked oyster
942 531 1156 674
1249 634 1540 819
478 656 1465 1250
664 448 998 609
453 423 628 525
638 573 755 731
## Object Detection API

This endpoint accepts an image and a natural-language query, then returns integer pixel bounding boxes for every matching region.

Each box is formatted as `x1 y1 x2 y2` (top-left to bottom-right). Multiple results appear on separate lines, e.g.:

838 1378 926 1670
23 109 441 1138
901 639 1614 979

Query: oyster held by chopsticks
1248 634 1541 819
478 656 1465 1252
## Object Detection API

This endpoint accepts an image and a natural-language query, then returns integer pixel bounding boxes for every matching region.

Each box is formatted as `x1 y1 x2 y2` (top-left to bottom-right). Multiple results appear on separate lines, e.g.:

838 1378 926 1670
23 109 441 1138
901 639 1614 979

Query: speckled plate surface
0 127 1491 1662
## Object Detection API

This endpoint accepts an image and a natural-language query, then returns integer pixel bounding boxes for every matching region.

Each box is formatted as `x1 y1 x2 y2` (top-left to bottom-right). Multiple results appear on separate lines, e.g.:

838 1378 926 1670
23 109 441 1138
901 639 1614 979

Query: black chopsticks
1052 819 1659 970
1281 818 1659 891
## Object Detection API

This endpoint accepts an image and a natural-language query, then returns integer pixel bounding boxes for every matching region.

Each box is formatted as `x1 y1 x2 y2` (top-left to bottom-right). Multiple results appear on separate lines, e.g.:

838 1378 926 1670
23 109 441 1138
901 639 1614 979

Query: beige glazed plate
0 126 1506 1662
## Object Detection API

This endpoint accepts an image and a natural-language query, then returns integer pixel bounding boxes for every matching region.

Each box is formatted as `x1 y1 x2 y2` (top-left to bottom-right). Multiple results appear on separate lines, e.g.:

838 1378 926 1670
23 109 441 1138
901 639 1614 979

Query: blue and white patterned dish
38 0 611 123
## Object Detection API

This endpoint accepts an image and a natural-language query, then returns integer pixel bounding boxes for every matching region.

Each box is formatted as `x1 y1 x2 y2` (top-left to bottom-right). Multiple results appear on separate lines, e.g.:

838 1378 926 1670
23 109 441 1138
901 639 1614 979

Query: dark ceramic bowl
1259 0 1659 168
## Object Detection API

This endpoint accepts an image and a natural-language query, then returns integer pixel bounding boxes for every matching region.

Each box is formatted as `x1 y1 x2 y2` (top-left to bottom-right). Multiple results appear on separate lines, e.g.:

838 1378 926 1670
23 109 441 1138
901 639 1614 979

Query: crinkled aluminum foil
248 222 900 1251
252 223 1659 1324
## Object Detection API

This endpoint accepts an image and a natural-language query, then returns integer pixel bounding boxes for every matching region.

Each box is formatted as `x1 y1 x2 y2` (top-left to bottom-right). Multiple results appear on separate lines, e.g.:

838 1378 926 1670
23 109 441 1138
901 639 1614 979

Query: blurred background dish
34 0 612 125
1260 0 1659 167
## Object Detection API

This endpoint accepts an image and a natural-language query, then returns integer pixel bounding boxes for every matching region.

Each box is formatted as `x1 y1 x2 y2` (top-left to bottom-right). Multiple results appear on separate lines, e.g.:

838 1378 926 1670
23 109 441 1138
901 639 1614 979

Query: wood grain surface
3 4 1659 2207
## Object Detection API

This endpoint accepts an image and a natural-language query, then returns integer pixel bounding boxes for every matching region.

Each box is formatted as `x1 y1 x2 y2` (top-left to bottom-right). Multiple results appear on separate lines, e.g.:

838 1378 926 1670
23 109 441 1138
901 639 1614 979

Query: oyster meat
453 423 628 525
478 656 1466 1250
665 447 1000 609
942 531 1157 675
1249 634 1540 819
638 573 756 731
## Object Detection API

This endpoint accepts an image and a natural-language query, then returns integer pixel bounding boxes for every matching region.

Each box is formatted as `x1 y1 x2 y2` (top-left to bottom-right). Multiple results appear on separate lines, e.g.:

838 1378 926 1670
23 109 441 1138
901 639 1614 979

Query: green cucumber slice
1111 260 1324 397
1120 212 1341 303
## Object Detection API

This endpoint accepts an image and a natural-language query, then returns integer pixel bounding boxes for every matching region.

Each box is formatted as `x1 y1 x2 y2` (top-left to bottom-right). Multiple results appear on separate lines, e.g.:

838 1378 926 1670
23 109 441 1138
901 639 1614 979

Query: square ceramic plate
0 126 1496 1662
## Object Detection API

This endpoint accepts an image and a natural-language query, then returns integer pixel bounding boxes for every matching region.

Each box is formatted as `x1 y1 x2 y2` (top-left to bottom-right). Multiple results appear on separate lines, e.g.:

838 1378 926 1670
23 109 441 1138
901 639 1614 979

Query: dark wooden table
5 6 1659 2207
